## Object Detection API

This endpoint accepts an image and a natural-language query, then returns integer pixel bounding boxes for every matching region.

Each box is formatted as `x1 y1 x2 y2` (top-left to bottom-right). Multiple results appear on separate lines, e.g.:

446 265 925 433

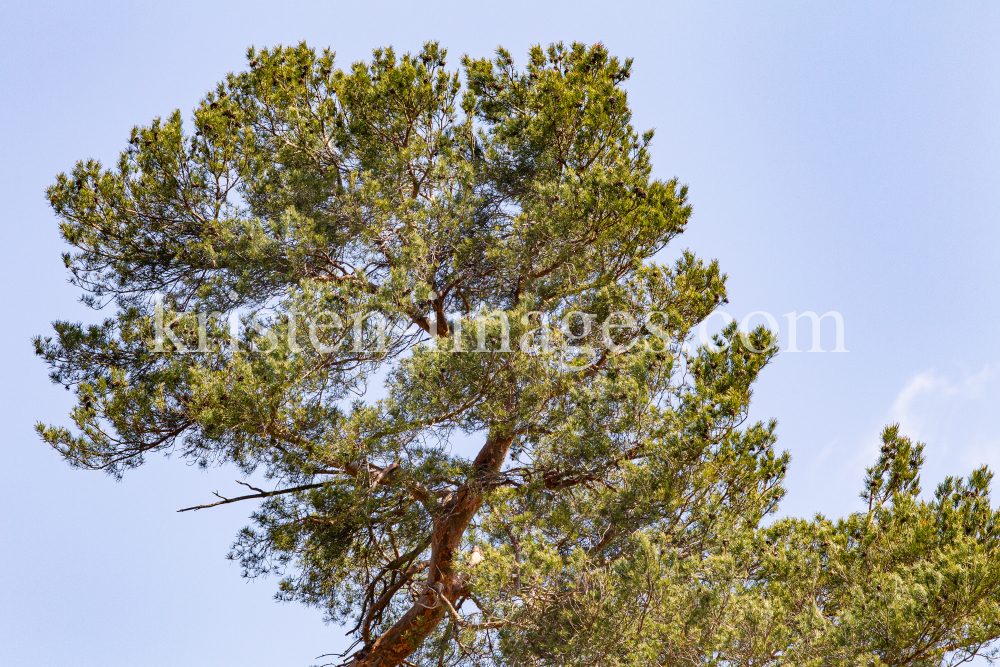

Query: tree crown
36 41 1000 667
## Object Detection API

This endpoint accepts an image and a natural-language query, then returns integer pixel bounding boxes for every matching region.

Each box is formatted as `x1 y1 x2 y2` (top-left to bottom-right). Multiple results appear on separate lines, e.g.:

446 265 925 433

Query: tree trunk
348 433 513 667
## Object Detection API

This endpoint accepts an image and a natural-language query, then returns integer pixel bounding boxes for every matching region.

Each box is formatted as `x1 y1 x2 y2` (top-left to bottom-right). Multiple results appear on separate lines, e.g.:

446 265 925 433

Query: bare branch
177 481 328 512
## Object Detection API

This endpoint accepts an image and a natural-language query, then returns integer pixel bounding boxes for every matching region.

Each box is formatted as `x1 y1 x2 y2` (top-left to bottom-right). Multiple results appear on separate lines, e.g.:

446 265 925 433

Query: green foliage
36 41 1000 666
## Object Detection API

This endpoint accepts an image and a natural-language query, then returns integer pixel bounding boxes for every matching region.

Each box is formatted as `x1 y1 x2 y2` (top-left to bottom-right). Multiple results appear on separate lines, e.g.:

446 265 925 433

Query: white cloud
886 364 1000 480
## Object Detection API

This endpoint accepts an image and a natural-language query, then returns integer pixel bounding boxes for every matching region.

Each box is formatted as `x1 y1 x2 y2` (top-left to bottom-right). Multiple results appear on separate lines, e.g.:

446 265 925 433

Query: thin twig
177 481 327 512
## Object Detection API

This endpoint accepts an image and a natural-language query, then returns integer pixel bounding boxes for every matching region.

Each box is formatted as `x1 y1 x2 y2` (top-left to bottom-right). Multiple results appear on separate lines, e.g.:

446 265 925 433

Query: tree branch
177 481 328 512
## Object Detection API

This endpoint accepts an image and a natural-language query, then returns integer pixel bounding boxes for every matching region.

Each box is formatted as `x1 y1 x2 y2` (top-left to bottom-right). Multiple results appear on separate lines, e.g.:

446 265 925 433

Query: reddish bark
348 433 513 667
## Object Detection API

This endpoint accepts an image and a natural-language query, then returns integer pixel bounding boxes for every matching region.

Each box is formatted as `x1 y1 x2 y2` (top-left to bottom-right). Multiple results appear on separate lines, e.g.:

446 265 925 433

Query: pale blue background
2 2 999 665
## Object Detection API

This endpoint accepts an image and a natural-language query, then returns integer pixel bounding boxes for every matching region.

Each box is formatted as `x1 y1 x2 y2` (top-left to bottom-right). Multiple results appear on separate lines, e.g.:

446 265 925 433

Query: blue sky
2 2 999 665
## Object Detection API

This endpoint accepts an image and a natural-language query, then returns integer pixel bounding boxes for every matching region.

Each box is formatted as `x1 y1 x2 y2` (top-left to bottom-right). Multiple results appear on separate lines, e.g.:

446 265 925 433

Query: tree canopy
36 41 1000 667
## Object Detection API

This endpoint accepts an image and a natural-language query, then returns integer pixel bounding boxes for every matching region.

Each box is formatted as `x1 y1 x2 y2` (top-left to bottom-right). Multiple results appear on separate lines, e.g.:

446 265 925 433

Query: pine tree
36 41 1000 666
